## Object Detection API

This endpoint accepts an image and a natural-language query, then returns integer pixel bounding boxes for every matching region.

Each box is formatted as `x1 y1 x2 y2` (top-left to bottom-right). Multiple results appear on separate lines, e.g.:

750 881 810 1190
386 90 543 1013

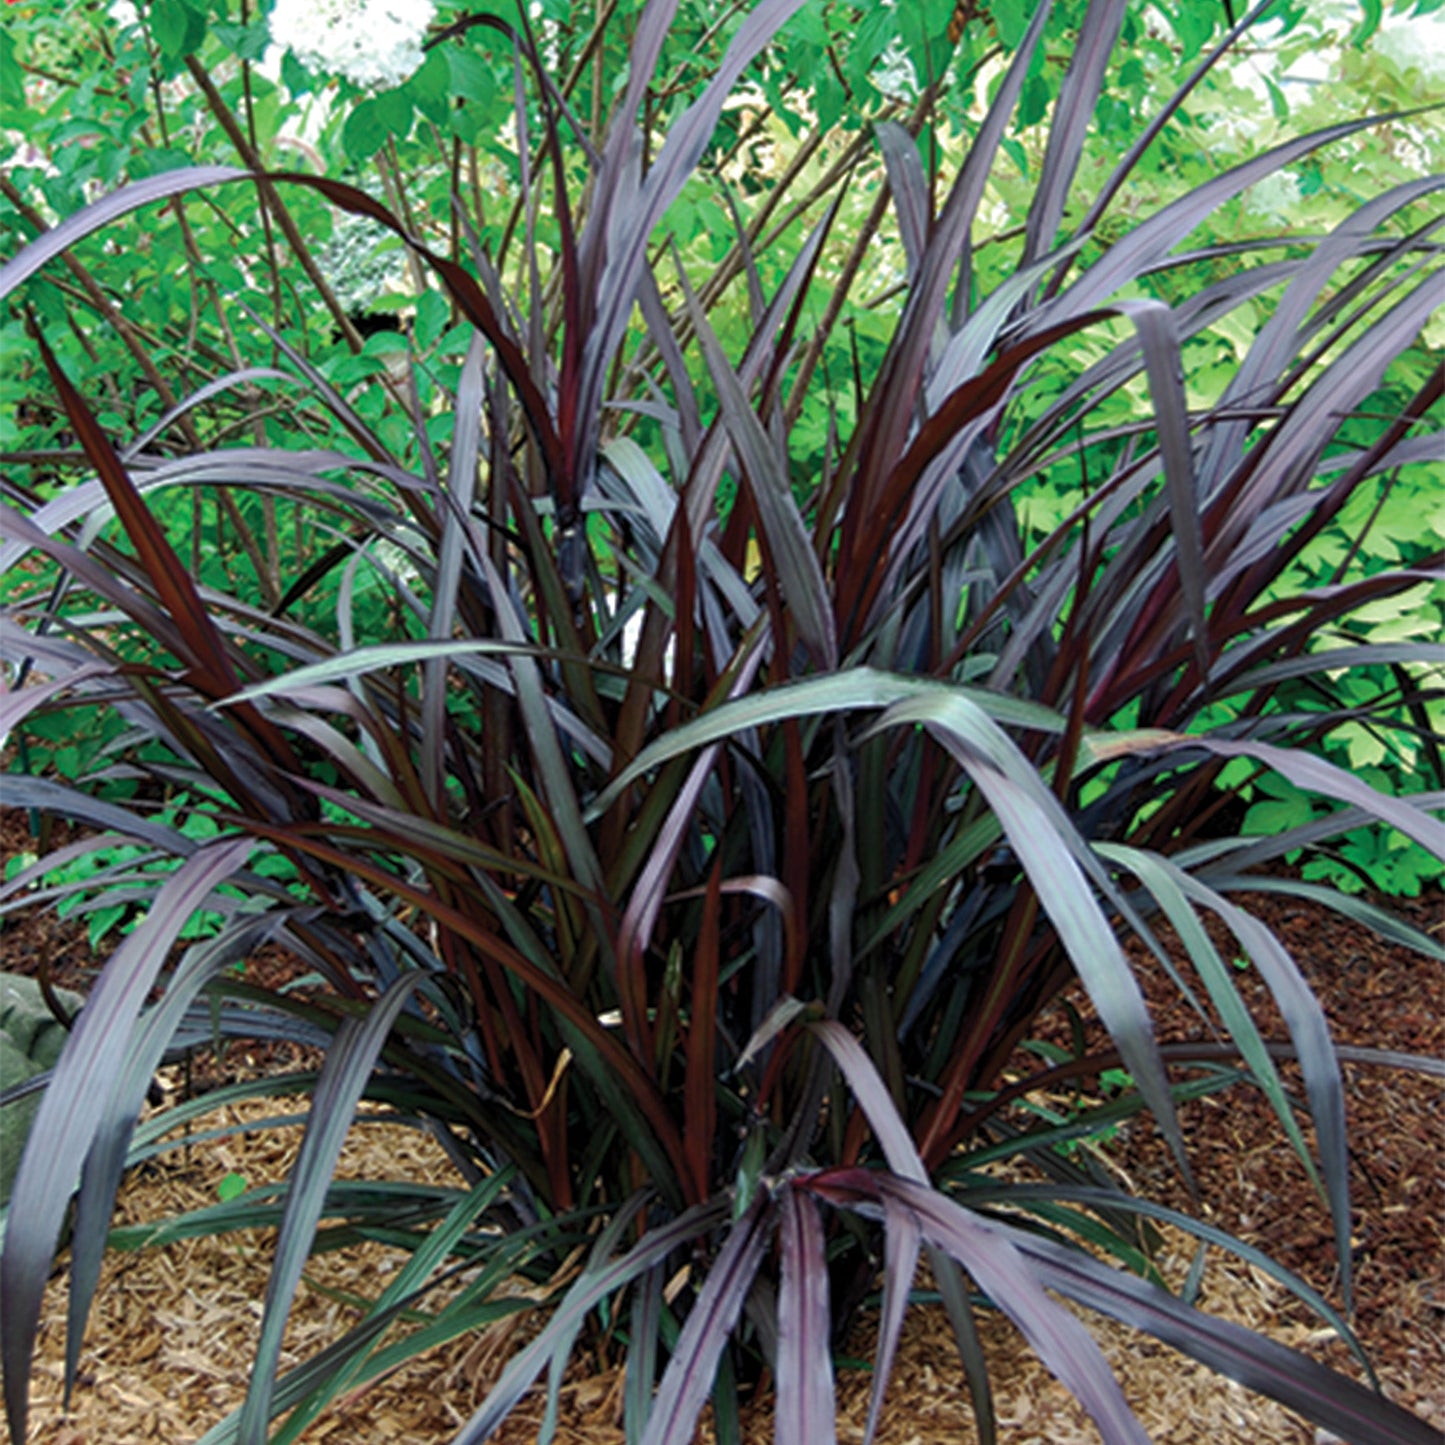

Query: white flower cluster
268 0 435 91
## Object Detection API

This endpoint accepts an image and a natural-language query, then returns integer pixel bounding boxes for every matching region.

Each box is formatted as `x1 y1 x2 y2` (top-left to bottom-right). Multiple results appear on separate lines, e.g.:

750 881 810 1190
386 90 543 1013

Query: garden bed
5 803 1439 1444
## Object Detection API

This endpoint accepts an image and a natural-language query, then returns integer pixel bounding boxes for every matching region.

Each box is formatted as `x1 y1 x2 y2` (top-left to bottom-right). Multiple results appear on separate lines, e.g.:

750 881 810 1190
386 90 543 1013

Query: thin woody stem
185 55 367 356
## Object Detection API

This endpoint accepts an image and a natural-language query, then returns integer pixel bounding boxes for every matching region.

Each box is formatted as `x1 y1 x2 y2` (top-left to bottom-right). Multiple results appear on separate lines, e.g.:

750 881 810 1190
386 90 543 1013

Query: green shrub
1 2 1441 1443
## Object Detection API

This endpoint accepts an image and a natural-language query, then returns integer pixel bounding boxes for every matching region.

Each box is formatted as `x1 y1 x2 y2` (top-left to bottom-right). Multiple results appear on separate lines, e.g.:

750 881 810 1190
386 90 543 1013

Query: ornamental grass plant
1 1 1442 1443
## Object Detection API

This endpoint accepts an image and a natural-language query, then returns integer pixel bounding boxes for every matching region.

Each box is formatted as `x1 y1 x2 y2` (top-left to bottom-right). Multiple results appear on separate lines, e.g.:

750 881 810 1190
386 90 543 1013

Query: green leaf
150 0 207 61
216 1172 247 1203
1352 0 1384 46
414 290 450 350
405 48 452 123
212 20 270 63
128 148 197 180
342 100 386 163
0 32 24 118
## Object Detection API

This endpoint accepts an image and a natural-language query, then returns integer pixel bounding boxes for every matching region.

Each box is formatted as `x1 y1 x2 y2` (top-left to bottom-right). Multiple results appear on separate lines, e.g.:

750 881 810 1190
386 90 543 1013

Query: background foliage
1 3 1442 1444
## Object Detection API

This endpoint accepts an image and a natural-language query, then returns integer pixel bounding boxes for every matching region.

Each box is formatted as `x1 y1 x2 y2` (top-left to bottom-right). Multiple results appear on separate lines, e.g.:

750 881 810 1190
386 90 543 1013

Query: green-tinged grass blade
453 1199 730 1444
1197 874 1445 961
1 838 253 1445
588 669 1066 819
639 1196 774 1445
196 1215 555 1445
1096 845 1318 1190
966 1183 1372 1380
124 1072 320 1153
809 1020 928 1181
105 1179 460 1250
218 638 548 706
1017 1229 1437 1445
775 1187 836 1445
625 1265 665 1444
1118 300 1209 681
235 974 426 1445
266 1167 518 1444
680 278 837 671
1166 873 1355 1311
480 554 607 900
926 1246 997 1445
863 1195 921 1445
812 1169 1151 1445
880 694 1187 1187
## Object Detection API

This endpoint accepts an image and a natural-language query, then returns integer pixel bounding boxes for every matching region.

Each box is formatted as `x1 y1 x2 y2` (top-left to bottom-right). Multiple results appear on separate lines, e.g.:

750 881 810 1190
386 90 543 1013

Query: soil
2 805 1441 1444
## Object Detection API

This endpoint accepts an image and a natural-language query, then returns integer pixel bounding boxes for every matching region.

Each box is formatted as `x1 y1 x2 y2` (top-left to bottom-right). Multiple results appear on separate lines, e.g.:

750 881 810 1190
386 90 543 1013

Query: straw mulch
4 816 1439 1443
23 1096 1355 1445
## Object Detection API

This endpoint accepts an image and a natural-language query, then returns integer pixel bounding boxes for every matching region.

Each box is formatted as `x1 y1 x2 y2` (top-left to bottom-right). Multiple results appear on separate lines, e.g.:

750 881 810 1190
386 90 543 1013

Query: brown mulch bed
3 804 1441 1443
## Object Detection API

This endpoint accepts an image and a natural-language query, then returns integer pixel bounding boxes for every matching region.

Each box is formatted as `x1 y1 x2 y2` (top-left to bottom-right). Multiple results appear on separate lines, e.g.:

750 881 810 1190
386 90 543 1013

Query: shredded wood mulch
2 804 1440 1444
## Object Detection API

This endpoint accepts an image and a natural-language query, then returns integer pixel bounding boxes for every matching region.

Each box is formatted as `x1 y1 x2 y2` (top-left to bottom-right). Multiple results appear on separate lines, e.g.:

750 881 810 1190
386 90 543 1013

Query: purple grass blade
775 1186 835 1445
617 644 766 1062
0 662 113 738
480 554 607 899
863 1193 920 1445
1200 175 1445 486
1 838 253 1445
1210 274 1443 558
0 165 247 297
422 331 487 809
1027 114 1406 336
1118 299 1209 681
874 122 929 280
1174 735 1445 860
677 259 837 671
65 915 286 1398
575 0 809 489
639 1196 774 1445
1016 1229 1439 1445
453 1201 731 1444
28 329 241 695
1075 0 1285 241
809 1019 928 1181
878 694 1189 1187
845 2 1052 542
814 1169 1151 1445
1022 0 1127 265
0 774 201 857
